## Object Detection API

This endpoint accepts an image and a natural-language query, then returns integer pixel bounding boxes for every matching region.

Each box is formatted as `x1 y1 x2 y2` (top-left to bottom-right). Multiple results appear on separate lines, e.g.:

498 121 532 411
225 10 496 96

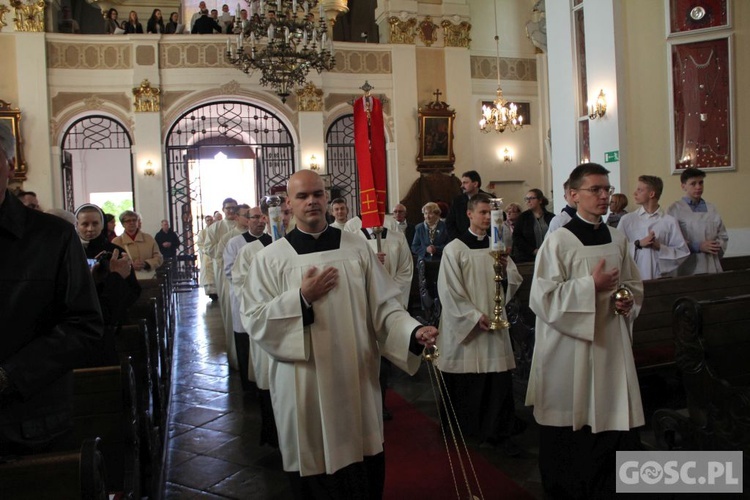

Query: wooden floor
162 290 546 499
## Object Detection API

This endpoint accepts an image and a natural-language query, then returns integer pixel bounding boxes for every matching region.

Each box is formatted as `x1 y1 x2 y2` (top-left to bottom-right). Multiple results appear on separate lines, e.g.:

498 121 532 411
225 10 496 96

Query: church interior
1 0 749 498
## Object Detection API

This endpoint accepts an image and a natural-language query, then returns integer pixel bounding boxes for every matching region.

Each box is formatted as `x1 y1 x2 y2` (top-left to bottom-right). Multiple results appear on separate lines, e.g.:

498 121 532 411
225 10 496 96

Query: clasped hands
638 230 660 251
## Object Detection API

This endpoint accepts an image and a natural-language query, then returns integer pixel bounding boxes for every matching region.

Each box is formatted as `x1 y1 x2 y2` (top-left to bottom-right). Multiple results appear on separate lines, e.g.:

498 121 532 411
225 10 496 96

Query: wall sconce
309 155 320 171
143 160 156 177
588 89 607 120
502 147 513 164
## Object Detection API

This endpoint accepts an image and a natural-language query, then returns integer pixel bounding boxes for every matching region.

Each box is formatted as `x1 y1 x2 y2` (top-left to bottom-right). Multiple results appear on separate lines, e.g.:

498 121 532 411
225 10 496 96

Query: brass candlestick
489 249 510 330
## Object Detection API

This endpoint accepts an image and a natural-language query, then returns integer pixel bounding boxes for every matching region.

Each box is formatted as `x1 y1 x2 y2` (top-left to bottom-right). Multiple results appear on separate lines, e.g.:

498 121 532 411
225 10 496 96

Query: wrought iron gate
325 114 359 214
60 115 133 212
165 101 295 259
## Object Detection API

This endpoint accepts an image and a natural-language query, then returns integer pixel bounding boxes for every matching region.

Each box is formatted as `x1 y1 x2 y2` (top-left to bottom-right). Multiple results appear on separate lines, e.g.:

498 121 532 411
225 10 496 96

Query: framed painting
668 35 734 173
416 92 455 173
0 100 26 181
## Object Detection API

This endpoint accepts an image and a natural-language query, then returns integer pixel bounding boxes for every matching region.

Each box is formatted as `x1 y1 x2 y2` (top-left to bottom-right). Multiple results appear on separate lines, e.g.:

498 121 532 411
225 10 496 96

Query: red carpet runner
383 391 534 499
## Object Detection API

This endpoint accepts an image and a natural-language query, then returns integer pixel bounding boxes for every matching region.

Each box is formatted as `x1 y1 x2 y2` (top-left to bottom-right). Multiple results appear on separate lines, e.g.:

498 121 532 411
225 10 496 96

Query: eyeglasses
576 185 616 196
523 196 538 202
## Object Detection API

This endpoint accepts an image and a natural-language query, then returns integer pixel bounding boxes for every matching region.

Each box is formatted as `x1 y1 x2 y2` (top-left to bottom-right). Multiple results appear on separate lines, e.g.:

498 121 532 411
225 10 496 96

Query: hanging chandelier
478 2 523 133
225 1 338 103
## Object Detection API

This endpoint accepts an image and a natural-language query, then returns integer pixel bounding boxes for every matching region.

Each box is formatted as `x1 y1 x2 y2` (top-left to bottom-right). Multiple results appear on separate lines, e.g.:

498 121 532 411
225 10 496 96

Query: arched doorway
61 115 134 214
165 100 295 257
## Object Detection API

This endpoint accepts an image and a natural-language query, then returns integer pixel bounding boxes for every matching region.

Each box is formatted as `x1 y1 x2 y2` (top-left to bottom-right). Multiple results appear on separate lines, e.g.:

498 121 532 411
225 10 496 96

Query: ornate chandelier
478 2 523 133
226 1 338 103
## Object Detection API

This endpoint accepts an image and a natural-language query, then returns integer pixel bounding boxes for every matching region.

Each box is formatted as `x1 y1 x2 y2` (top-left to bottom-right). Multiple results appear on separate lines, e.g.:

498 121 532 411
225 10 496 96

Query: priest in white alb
437 194 523 455
242 170 439 498
526 163 645 499
617 175 689 280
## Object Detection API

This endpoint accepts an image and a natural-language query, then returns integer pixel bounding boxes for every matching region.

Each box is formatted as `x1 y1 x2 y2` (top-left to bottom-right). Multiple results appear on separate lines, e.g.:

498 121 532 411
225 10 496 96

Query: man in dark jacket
445 170 492 241
154 219 181 259
192 9 223 34
0 122 103 456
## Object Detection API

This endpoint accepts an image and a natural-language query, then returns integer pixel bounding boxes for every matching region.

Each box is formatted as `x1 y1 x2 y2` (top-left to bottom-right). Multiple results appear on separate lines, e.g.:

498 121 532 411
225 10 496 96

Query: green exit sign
604 150 619 163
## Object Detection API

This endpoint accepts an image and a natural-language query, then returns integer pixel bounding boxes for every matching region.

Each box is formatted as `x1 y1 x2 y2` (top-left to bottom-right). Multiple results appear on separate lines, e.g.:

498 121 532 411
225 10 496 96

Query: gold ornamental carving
83 95 105 110
388 16 416 45
441 20 471 48
133 79 161 113
9 0 45 32
296 82 324 112
417 16 438 47
0 4 10 30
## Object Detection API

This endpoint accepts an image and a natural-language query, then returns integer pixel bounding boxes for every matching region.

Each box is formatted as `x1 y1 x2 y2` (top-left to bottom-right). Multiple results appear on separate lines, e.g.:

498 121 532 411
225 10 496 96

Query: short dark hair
331 197 347 206
569 163 610 190
16 190 37 199
222 197 238 208
563 180 570 191
461 170 482 188
638 175 663 199
467 193 492 211
105 213 115 223
237 203 250 210
680 167 706 184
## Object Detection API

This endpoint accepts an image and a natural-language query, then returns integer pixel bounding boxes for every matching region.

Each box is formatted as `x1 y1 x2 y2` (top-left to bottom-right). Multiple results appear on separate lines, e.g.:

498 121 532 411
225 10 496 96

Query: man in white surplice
242 170 439 498
617 175 689 280
667 167 728 275
526 163 645 499
437 194 523 455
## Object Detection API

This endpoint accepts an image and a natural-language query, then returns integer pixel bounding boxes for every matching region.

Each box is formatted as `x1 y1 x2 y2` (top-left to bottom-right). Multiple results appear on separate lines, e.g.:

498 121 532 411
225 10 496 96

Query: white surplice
617 207 690 279
234 239 268 387
353 228 413 308
436 239 522 373
195 227 215 292
223 233 253 333
667 199 728 275
243 231 422 476
525 227 645 433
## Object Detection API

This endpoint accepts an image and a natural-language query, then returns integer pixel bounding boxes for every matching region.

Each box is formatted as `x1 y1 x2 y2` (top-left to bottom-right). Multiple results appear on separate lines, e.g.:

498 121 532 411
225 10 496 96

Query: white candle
226 38 230 53
268 205 284 241
236 2 240 17
490 209 504 251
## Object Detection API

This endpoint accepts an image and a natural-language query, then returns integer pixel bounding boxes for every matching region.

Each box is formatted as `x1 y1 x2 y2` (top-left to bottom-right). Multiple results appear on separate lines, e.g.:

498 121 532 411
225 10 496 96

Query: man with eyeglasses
526 163 644 498
223 205 272 392
446 170 492 241
391 203 415 246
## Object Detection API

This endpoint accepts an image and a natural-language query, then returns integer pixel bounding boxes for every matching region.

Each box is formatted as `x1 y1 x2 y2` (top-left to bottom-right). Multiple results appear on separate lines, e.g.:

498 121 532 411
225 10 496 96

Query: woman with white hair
112 209 163 279
411 201 449 261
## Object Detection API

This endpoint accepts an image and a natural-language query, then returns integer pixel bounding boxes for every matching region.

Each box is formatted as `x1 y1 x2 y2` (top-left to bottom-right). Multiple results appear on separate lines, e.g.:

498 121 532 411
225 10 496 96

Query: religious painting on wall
0 100 27 181
669 36 733 173
668 0 728 36
417 90 455 173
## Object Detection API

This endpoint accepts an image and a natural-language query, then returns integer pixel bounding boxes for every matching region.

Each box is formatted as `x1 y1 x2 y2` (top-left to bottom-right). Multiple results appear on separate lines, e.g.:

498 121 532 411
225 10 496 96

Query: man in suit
446 170 492 241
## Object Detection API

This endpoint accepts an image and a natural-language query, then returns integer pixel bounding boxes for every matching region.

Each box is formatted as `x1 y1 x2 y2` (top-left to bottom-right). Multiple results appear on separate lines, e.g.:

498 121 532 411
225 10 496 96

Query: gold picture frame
416 91 456 173
0 100 27 181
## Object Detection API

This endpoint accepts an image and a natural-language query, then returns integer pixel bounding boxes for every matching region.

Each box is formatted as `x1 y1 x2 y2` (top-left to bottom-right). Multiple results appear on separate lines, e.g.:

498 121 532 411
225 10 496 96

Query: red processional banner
353 96 386 228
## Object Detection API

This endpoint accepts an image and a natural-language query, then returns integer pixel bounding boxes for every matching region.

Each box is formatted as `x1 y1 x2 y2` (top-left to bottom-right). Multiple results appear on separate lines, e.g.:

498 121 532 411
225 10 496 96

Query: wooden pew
73 362 140 499
0 438 108 500
653 295 750 452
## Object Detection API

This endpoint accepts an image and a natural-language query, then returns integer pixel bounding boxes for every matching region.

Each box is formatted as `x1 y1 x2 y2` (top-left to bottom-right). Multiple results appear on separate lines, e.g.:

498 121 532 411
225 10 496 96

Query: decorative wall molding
470 55 538 82
441 19 471 48
47 41 132 69
135 45 156 66
51 92 130 118
388 16 417 44
330 49 391 74
160 42 233 69
219 80 242 95
50 103 134 147
417 16 438 47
